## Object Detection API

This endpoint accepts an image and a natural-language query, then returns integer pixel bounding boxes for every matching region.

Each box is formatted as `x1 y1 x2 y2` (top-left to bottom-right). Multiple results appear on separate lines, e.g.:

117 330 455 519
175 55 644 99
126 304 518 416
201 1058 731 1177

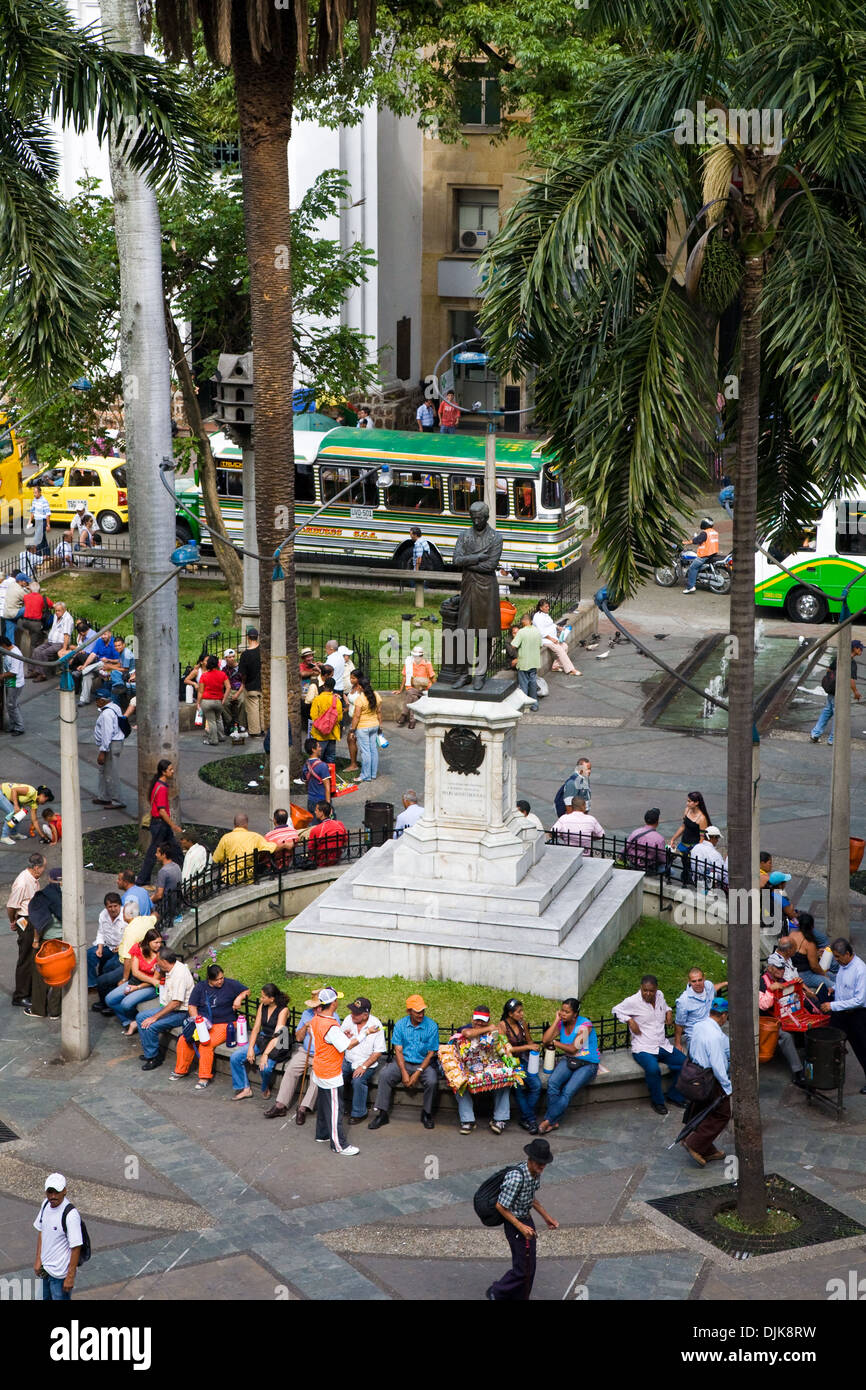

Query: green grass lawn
43 572 452 673
213 914 726 1031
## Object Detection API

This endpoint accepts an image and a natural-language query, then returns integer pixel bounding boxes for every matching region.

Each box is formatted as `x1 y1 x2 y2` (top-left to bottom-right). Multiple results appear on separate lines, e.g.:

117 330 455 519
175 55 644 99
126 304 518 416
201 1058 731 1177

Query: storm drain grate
0 1121 19 1143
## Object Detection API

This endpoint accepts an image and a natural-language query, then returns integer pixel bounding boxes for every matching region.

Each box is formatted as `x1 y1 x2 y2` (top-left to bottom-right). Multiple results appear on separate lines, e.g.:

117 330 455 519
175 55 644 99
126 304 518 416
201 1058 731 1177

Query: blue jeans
633 1046 687 1105
231 1040 278 1093
439 425 456 434
0 790 15 835
545 1058 599 1123
685 556 707 589
104 982 157 1023
3 614 21 643
86 945 118 988
139 1005 188 1060
342 1059 380 1116
457 1085 511 1125
795 969 831 1002
357 727 379 780
317 739 336 763
811 695 834 742
41 1275 70 1301
517 668 538 709
514 1067 542 1121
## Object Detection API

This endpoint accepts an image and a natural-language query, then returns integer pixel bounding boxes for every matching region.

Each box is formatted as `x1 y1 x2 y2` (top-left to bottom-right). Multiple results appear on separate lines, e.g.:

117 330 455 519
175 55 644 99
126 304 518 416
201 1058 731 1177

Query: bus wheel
785 587 827 623
175 521 193 546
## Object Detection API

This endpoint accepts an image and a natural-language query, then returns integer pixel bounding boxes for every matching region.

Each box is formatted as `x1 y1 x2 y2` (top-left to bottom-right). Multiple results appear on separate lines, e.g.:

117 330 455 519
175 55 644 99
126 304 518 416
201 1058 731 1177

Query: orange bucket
759 1016 780 1062
850 837 865 874
35 939 76 987
500 599 517 631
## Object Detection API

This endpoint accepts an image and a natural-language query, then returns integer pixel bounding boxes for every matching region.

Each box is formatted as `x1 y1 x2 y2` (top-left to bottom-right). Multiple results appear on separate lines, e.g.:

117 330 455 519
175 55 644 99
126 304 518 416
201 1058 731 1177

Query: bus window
514 480 536 519
296 465 315 502
836 501 866 556
386 470 443 512
541 467 562 511
320 466 378 507
216 467 244 499
449 474 508 518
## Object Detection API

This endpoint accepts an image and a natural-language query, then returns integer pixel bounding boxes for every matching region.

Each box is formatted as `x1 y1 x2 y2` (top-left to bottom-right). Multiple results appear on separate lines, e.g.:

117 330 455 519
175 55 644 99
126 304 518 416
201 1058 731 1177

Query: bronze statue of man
450 501 504 690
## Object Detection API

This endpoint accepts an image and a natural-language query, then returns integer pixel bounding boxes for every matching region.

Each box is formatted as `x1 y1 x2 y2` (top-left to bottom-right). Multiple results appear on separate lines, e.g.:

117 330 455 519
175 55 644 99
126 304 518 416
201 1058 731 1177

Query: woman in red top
136 760 182 886
103 927 164 1034
197 655 230 747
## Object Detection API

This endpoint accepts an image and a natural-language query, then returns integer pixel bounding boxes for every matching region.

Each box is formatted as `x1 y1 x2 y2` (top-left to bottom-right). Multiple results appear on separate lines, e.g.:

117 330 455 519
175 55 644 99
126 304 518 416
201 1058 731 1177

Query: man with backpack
92 692 127 809
810 640 862 745
34 1172 89 1299
556 757 592 818
476 1138 558 1301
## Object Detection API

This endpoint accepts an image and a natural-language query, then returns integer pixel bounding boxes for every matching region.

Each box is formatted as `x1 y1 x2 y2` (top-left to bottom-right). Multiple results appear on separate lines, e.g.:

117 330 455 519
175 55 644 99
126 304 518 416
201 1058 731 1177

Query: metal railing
546 828 730 892
200 624 372 676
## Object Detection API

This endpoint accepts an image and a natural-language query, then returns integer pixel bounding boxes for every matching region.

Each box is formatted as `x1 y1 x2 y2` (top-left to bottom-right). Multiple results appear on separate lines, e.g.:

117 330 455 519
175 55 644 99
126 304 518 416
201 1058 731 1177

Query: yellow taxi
23 457 129 534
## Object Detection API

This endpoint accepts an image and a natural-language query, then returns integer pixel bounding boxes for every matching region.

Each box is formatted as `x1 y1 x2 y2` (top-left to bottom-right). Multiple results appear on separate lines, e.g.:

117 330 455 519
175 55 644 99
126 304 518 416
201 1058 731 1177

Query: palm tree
154 0 380 748
0 0 200 389
481 0 866 1221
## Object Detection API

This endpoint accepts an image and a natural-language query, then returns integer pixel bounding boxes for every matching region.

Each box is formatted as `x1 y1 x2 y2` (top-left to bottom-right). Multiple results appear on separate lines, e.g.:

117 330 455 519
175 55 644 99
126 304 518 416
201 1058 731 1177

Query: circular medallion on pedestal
442 726 486 775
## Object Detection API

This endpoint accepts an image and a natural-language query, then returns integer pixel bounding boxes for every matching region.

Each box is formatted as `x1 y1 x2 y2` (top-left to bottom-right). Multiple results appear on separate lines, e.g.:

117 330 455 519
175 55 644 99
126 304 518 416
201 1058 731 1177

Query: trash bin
364 801 394 846
804 1027 846 1090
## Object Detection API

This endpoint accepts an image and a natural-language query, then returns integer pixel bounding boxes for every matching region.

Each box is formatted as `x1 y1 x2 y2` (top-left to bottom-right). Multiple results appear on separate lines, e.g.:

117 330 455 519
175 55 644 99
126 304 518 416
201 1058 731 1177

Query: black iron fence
546 828 730 892
200 625 373 676
0 534 124 581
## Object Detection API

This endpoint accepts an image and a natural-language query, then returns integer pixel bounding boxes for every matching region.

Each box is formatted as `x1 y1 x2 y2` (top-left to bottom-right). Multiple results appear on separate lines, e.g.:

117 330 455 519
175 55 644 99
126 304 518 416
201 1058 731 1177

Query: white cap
411 645 424 656
705 826 722 837
223 648 236 658
45 1172 66 1192
318 986 338 1006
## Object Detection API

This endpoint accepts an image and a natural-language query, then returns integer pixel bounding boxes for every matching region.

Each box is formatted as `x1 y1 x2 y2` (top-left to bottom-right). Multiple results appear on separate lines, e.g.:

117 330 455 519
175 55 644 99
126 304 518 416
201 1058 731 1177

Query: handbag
678 1057 715 1101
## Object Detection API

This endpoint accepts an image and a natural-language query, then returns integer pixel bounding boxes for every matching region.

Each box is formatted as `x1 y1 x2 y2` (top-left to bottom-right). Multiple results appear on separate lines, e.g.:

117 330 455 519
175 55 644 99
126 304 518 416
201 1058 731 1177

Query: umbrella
666 1092 727 1150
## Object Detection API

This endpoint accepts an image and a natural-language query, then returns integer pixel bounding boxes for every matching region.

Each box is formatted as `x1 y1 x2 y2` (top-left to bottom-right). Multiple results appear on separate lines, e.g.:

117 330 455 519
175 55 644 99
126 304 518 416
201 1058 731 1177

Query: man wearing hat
688 826 727 888
397 645 436 728
682 997 731 1167
93 691 126 809
2 571 30 644
263 985 342 1121
34 1173 84 1300
487 1138 559 1300
811 639 862 744
309 986 359 1155
763 871 798 934
369 994 440 1130
341 997 386 1123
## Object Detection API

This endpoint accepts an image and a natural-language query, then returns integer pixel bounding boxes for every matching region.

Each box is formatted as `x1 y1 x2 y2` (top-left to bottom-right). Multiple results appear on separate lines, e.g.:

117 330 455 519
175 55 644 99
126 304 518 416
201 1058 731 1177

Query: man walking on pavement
309 986 359 1155
92 693 126 809
34 1173 84 1300
487 1138 559 1301
811 640 862 744
682 997 732 1166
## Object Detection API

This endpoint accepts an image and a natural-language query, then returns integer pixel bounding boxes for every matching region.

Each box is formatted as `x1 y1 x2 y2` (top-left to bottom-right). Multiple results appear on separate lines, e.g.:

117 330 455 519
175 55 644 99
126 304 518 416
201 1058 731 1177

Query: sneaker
22 1006 42 1017
169 1072 188 1081
338 1145 360 1157
459 1122 475 1134
489 1120 507 1134
315 1137 329 1143
810 735 820 743
682 587 697 594
0 837 15 847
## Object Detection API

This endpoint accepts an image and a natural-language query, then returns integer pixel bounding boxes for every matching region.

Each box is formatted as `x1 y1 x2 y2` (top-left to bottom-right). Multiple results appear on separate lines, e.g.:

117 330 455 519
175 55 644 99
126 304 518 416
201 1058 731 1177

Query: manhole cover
0 1121 18 1143
647 1172 865 1257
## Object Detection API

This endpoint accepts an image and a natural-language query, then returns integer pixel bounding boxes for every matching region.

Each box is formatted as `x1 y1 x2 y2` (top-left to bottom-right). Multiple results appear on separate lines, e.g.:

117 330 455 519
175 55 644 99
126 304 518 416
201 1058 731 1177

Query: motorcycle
654 546 733 594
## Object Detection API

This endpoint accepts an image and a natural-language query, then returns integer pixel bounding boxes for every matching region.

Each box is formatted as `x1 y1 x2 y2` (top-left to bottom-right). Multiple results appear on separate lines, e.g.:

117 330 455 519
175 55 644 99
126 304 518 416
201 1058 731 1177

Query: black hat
524 1138 554 1165
349 996 371 1014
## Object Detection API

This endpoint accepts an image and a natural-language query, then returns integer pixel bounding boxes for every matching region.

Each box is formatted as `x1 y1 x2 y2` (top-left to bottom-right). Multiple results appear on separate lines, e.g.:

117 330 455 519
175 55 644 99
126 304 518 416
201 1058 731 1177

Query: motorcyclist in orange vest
684 518 720 593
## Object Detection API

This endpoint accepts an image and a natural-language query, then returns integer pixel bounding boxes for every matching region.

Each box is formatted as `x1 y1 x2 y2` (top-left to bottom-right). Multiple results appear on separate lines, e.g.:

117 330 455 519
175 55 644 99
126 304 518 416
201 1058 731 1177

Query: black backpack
40 1199 92 1264
554 783 568 820
821 666 836 695
473 1166 519 1227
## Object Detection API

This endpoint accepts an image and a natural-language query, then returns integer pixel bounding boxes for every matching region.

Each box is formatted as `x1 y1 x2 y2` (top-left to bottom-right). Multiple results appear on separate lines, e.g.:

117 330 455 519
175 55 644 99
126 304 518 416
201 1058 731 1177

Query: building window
455 189 499 251
458 65 501 129
212 140 240 170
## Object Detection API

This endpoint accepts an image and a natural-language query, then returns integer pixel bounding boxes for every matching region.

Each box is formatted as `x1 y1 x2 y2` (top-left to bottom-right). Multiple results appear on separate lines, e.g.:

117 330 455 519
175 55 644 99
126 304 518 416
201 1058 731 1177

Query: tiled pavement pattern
1 563 866 1298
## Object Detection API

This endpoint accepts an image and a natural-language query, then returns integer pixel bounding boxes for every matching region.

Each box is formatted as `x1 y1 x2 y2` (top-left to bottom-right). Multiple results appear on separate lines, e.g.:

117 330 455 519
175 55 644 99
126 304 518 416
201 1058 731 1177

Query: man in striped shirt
487 1138 558 1301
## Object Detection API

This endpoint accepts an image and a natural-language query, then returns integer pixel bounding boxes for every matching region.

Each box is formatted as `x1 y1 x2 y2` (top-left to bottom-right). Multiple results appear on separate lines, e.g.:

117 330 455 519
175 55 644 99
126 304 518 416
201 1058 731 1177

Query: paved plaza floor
0 570 865 1303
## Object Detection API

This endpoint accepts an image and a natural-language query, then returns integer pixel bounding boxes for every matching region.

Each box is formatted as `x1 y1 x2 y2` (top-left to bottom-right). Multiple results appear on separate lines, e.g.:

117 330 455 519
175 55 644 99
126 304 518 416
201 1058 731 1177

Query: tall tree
480 0 866 1221
100 0 185 830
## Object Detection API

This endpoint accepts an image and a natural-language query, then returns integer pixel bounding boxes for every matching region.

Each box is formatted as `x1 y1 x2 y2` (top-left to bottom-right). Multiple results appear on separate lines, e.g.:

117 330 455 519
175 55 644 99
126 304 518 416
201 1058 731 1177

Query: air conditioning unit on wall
459 228 490 251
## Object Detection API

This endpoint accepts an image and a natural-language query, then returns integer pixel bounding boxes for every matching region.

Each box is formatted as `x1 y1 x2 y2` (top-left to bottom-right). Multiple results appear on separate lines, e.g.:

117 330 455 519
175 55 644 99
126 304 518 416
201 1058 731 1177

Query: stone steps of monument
557 866 646 973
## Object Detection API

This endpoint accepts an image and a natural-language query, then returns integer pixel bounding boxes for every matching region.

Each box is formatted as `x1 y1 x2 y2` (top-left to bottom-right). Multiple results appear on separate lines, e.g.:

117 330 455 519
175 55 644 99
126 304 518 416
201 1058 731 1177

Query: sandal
232 1088 253 1100
538 1120 558 1134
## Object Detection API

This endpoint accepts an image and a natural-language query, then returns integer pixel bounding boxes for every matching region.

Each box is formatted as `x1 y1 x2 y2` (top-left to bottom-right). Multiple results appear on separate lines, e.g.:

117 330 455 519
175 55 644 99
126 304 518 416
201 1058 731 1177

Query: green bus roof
317 427 554 474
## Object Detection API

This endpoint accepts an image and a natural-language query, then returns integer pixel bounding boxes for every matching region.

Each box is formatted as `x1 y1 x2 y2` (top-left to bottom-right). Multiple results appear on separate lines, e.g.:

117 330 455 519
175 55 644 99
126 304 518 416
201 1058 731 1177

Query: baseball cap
472 1007 491 1023
767 952 788 968
411 645 424 656
246 627 258 638
304 984 344 1008
853 640 864 650
705 826 722 837
768 871 791 885
45 1172 66 1191
406 993 427 1011
349 996 372 1014
223 648 236 658
48 868 62 882
14 571 29 582
318 986 339 1006
710 997 729 1013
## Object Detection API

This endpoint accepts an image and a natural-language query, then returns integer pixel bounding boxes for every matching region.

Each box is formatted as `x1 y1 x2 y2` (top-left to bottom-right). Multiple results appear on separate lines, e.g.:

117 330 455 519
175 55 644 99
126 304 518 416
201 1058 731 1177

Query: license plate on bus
350 507 374 522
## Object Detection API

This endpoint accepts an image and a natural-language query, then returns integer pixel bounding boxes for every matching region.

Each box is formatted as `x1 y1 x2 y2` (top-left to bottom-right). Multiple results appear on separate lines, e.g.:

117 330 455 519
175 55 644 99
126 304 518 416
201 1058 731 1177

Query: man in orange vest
310 986 360 1155
683 518 720 594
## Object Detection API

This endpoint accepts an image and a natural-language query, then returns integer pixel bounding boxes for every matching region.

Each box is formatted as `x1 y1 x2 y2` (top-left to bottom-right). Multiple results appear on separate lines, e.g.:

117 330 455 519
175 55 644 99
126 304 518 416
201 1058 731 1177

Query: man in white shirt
92 693 126 809
29 486 52 551
323 639 346 695
821 938 866 1091
341 995 387 1122
29 600 74 678
612 974 688 1114
394 789 424 835
683 997 732 1166
0 634 26 734
86 890 124 987
688 826 727 887
180 829 211 882
552 798 604 855
139 948 196 1070
34 1172 83 1300
516 799 545 834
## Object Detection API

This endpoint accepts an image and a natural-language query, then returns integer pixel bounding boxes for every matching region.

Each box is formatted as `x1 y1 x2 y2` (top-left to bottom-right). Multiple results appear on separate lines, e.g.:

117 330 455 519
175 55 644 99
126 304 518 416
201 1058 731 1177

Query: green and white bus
176 426 586 576
755 498 866 622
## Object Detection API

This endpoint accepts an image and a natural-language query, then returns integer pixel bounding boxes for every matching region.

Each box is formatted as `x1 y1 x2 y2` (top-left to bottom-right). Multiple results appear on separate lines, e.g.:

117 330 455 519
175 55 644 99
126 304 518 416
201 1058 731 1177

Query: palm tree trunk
727 250 767 1223
100 0 179 836
232 14 301 775
164 302 244 613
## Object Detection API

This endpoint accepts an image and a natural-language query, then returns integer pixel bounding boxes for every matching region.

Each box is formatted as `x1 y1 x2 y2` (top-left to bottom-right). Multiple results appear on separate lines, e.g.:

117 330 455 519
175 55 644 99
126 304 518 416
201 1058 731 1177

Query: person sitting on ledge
537 998 599 1133
612 975 688 1116
368 994 440 1130
307 801 348 868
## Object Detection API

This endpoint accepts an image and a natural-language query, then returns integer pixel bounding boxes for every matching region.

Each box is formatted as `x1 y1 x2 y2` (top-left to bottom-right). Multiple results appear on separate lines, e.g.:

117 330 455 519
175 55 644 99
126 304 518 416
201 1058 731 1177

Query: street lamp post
58 658 87 1061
